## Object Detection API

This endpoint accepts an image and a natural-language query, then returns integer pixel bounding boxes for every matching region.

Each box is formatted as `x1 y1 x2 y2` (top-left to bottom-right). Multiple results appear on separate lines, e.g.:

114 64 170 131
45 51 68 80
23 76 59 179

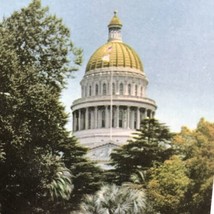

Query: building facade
71 12 156 167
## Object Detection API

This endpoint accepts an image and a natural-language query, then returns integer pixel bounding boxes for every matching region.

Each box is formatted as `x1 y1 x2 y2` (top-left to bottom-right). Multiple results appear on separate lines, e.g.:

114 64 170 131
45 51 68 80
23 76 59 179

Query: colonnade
73 105 154 132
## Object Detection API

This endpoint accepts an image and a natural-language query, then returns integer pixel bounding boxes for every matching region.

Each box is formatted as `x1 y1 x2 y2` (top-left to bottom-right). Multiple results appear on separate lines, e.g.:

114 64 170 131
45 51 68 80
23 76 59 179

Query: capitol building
71 12 156 167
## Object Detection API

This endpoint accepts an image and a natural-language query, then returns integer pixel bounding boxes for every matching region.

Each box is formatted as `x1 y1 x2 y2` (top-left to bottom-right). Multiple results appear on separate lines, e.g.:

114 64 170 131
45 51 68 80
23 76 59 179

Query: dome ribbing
86 41 144 72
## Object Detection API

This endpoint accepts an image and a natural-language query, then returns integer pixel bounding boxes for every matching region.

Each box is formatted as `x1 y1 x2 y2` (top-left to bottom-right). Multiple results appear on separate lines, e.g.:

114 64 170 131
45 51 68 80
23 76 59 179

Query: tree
109 118 174 184
76 184 147 214
172 118 214 214
0 1 101 213
147 155 190 214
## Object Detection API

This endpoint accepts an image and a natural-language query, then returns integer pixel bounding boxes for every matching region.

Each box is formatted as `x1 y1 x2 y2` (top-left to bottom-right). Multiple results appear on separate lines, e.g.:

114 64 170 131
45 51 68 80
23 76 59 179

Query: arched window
89 86 92 96
103 83 106 95
119 83 124 95
95 84 99 96
128 84 131 95
135 85 138 96
85 86 87 97
112 83 116 95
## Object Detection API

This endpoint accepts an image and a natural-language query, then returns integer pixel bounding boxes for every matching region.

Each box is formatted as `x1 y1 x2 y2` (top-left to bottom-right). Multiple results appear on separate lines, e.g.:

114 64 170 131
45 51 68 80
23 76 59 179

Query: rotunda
71 11 157 167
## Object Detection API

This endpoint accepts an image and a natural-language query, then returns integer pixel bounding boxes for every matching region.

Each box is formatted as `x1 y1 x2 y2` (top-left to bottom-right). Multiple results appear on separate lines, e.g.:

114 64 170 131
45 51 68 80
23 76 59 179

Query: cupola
108 10 123 42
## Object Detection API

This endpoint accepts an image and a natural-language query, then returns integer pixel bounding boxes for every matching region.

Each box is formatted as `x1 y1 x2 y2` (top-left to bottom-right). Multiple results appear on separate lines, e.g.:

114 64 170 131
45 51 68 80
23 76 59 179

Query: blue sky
1 0 214 132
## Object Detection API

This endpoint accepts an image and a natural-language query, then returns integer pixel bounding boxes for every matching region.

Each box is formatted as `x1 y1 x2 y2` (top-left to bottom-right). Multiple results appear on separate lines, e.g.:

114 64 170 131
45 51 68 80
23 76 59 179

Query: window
85 86 87 97
89 86 92 96
128 84 131 95
119 83 124 95
103 83 106 95
112 83 115 95
95 84 99 96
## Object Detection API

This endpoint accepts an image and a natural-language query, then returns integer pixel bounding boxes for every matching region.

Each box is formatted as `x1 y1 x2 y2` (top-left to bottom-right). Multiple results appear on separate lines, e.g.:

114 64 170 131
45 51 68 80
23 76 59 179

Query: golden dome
86 41 144 72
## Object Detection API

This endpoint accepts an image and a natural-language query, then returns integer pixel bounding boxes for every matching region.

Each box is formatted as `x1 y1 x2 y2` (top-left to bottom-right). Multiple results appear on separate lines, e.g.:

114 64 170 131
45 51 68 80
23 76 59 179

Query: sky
1 0 214 132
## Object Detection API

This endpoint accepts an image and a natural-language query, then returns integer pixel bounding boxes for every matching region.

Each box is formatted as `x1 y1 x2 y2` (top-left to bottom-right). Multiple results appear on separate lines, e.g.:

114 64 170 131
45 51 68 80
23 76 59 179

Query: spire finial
108 11 123 42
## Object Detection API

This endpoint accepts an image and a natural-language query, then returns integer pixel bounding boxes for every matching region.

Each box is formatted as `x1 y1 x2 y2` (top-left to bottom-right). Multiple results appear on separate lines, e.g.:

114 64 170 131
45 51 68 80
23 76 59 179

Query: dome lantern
108 11 122 42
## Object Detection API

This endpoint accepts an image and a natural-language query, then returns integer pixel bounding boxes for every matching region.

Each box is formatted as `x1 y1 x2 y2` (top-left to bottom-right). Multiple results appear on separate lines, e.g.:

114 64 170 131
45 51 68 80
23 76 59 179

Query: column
81 85 84 98
85 107 88 130
137 107 140 129
123 107 127 128
127 106 130 129
129 108 132 129
73 112 76 131
90 108 94 129
78 109 81 130
76 111 78 131
116 106 119 128
105 106 109 128
80 110 82 130
131 108 134 129
94 106 98 129
81 110 85 130
97 107 100 128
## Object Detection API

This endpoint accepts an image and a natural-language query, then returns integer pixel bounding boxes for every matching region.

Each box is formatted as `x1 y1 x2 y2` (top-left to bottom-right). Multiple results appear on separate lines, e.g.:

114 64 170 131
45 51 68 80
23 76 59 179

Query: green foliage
45 154 73 201
147 155 190 214
61 138 103 212
109 118 174 184
172 118 214 214
1 0 82 91
0 1 101 213
75 184 146 214
106 118 213 213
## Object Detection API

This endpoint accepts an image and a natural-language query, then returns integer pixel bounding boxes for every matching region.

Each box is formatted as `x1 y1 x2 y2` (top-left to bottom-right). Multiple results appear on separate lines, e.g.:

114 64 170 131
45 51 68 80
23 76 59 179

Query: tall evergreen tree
109 118 174 184
0 1 101 213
